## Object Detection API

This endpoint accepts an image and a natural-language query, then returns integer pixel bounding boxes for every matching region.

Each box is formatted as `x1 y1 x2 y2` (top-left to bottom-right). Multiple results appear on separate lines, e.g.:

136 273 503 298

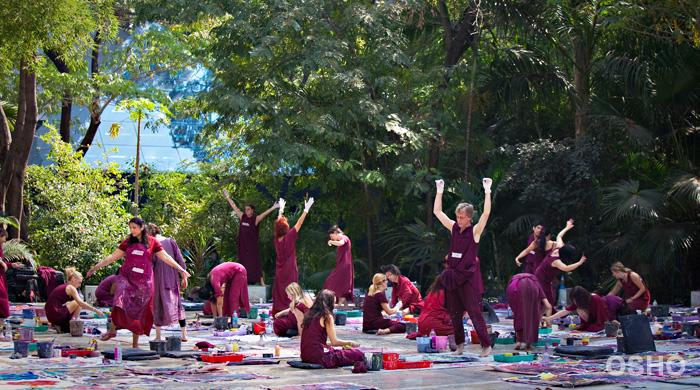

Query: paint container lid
262 353 273 358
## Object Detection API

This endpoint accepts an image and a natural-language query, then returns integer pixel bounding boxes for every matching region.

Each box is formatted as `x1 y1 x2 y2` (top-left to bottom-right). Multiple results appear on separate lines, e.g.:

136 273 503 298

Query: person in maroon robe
533 245 587 306
272 197 314 315
300 289 364 368
433 178 493 356
45 267 105 332
417 275 454 337
223 189 278 286
545 286 631 332
199 261 250 317
362 273 406 334
87 217 190 348
381 264 423 314
515 224 547 274
273 282 312 337
322 226 354 307
506 273 552 351
608 261 650 311
95 274 119 307
0 228 10 327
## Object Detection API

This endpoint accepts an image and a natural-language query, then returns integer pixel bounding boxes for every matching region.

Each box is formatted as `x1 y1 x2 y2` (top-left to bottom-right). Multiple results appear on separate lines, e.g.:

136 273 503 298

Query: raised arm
66 285 104 317
555 219 574 248
223 189 243 219
327 238 346 247
255 201 280 225
543 307 572 324
552 255 587 273
294 197 314 233
87 248 126 278
433 179 455 231
473 178 492 242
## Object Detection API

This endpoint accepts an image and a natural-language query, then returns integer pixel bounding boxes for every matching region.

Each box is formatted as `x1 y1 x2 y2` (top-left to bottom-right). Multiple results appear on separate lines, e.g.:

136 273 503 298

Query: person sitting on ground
362 273 406 335
380 264 423 314
45 267 104 332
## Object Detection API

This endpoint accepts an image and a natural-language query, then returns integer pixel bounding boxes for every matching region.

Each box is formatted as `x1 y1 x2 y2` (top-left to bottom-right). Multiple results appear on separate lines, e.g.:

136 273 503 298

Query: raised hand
482 178 493 193
435 179 445 193
304 197 315 213
566 218 574 229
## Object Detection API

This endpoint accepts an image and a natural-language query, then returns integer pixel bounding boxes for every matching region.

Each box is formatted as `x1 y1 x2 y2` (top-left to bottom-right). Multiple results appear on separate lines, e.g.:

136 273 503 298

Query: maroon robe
362 291 406 333
322 235 354 301
95 275 118 307
153 237 186 326
507 273 546 344
209 262 250 316
273 302 308 337
272 227 299 315
524 234 546 274
619 271 650 311
390 275 423 314
238 214 262 283
566 294 623 332
45 284 73 333
0 246 9 318
418 289 453 336
441 224 490 347
300 315 364 368
534 251 561 306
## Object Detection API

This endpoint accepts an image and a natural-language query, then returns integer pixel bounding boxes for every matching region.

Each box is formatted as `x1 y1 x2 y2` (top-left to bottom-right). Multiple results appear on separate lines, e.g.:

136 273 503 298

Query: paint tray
538 327 552 334
200 353 245 363
62 349 93 357
34 325 49 332
495 337 515 344
493 353 537 363
396 360 432 369
534 338 560 347
346 310 362 318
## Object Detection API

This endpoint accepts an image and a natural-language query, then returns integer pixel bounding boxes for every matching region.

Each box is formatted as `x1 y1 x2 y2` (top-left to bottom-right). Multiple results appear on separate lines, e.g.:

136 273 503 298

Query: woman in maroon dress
433 178 493 356
506 273 552 351
147 224 189 342
381 264 424 314
223 189 278 285
608 262 650 312
545 286 632 332
87 217 191 348
46 267 105 332
362 273 406 335
272 197 314 315
515 224 548 274
95 274 119 307
323 226 354 306
300 289 363 368
273 282 312 337
199 261 250 317
417 275 454 337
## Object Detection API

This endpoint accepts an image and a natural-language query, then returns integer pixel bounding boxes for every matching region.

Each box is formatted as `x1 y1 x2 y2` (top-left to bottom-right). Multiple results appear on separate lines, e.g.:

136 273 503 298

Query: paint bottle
232 342 239 352
232 311 239 328
274 344 280 357
114 342 122 362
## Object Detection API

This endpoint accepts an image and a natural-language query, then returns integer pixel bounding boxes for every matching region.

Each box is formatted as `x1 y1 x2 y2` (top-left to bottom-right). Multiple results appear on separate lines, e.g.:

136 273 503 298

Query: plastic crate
383 360 399 370
538 327 553 334
200 353 245 363
495 337 515 344
61 349 92 357
493 353 537 363
346 311 362 318
383 352 399 361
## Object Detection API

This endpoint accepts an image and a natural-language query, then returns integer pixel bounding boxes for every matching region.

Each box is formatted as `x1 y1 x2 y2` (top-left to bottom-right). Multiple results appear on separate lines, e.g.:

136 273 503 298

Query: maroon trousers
445 282 490 347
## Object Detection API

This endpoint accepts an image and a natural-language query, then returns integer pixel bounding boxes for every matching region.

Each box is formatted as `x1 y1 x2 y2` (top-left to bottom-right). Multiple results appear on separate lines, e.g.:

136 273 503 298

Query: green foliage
26 129 131 282
2 240 35 266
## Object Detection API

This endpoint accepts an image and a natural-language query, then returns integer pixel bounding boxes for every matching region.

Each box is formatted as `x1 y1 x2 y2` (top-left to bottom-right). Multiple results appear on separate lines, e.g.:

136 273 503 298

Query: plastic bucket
149 340 167 355
37 341 53 358
434 336 448 351
13 340 29 357
417 337 431 353
334 313 347 326
69 320 84 337
214 316 229 331
166 336 181 351
19 327 34 341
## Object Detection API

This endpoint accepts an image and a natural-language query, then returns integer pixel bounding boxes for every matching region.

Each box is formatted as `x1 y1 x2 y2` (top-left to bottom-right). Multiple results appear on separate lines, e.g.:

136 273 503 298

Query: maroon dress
619 272 650 311
209 262 250 316
300 315 364 368
566 294 623 332
238 214 262 284
418 290 453 336
523 234 545 275
389 275 424 314
534 251 560 306
506 273 546 344
45 284 73 333
153 237 186 326
0 247 9 318
322 235 354 301
272 227 299 315
441 224 490 347
111 236 163 336
362 291 406 333
95 275 118 307
273 302 309 337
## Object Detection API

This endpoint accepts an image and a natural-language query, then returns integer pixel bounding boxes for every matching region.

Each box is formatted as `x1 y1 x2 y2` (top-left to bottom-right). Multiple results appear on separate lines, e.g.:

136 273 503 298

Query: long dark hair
427 274 445 295
569 286 591 309
558 244 578 262
127 217 149 246
302 289 336 330
196 277 215 302
537 227 549 252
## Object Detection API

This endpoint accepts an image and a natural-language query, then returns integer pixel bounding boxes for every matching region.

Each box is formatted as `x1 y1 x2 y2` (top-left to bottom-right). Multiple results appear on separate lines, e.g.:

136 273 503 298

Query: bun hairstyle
65 267 82 282
368 273 386 295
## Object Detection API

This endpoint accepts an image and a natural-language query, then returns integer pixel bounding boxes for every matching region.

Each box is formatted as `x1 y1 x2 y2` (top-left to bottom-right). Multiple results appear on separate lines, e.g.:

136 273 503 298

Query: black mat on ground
162 350 203 359
554 345 614 359
287 360 325 369
228 358 280 366
102 348 160 361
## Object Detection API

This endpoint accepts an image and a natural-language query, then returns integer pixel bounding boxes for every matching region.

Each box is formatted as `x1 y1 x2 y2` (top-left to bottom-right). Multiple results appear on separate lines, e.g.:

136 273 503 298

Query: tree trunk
0 104 11 167
77 32 102 156
133 116 142 214
59 94 72 143
464 35 480 180
0 62 38 239
572 35 591 140
363 182 374 273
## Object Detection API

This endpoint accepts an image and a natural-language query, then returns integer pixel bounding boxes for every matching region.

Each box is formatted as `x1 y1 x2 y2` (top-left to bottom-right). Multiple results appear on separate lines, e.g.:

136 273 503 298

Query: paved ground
2 308 699 389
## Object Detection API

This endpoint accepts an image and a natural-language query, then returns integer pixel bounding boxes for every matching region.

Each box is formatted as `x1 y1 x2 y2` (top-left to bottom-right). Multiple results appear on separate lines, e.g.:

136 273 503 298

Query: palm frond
2 239 35 266
0 215 19 229
502 213 543 238
601 180 663 223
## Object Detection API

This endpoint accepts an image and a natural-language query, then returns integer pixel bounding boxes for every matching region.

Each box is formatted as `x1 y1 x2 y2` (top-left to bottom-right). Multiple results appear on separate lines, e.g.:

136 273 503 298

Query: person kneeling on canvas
544 286 633 332
46 267 105 332
300 289 364 368
273 282 312 337
363 273 406 335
